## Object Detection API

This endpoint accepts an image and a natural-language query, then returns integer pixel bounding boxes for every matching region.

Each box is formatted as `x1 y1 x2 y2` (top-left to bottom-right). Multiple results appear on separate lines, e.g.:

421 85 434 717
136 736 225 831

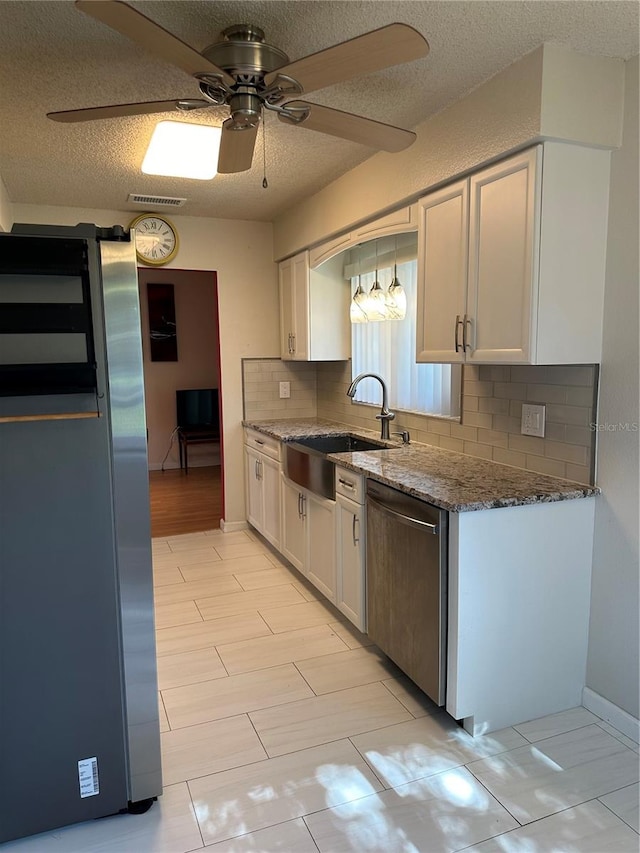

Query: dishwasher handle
367 494 439 534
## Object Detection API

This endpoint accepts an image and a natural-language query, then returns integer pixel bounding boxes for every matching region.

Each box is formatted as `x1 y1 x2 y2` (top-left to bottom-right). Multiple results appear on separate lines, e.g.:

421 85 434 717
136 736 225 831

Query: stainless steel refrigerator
0 223 162 843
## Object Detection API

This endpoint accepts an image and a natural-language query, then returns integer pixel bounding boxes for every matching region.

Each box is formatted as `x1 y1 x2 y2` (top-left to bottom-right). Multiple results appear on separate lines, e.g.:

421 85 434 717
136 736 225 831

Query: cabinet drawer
244 428 281 461
335 466 364 503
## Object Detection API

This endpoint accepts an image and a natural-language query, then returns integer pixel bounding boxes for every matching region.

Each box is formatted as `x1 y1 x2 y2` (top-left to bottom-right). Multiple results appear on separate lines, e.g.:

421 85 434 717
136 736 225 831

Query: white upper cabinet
416 143 611 365
416 180 469 363
279 250 349 361
279 251 309 361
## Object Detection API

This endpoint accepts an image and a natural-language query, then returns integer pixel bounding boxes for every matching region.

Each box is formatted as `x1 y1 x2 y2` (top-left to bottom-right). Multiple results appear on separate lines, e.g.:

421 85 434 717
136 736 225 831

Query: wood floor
149 466 222 537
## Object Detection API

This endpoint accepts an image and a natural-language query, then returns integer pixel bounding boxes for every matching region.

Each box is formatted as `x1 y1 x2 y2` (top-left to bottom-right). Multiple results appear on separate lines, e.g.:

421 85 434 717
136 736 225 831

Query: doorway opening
137 267 223 537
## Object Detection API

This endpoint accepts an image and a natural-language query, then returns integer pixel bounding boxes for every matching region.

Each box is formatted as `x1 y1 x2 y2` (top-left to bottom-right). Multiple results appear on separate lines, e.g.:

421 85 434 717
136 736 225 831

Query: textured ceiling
0 1 637 222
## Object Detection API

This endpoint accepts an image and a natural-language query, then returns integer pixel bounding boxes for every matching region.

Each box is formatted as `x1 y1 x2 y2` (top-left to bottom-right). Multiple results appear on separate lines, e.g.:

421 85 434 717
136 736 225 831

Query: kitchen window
350 253 461 419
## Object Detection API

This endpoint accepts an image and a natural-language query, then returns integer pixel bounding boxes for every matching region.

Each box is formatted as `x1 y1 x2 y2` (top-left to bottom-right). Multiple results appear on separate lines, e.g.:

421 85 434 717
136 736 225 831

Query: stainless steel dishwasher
366 480 448 706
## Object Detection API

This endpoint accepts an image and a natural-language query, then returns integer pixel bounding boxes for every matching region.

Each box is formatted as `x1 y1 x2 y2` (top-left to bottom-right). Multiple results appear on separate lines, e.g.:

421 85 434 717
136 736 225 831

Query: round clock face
130 215 178 266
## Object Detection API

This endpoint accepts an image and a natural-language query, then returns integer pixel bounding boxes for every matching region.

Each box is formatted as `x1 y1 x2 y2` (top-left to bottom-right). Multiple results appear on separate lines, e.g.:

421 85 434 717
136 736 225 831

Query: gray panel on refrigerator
0 225 161 844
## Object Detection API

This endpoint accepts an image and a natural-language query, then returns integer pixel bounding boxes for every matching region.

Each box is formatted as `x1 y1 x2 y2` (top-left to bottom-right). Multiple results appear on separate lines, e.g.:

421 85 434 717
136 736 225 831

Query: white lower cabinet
335 496 366 631
448 497 596 736
306 493 337 603
244 430 281 549
281 474 336 604
280 475 306 572
335 465 366 631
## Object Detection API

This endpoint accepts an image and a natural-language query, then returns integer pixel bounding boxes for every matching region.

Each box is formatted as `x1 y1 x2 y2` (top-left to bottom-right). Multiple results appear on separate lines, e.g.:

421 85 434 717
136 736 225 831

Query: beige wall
273 44 624 260
139 268 219 469
586 55 640 720
10 203 278 524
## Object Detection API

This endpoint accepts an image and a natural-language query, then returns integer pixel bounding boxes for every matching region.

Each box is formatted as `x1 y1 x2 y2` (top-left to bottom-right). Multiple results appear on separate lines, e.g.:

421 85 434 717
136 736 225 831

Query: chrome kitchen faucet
346 372 395 440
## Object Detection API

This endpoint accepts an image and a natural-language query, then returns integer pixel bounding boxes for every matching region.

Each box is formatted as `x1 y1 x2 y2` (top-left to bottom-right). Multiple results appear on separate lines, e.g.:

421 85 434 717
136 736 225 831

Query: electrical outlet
521 403 546 437
279 381 290 399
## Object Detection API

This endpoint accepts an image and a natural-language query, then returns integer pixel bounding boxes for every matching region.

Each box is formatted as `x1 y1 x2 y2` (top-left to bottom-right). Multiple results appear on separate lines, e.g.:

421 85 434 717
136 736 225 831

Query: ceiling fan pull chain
262 117 268 189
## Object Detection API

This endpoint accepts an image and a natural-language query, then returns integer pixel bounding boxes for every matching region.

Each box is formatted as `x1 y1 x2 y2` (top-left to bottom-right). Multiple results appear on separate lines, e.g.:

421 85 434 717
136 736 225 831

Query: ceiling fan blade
47 99 211 123
75 0 235 85
279 101 416 153
264 23 429 95
217 120 259 174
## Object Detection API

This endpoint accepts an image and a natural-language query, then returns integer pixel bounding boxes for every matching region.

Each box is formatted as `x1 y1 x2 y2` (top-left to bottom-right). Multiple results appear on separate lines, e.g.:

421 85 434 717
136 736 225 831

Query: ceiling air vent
127 194 186 208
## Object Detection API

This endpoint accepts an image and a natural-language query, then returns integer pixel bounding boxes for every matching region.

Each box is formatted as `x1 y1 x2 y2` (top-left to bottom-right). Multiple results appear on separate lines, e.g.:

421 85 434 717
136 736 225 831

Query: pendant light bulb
366 278 389 321
387 262 407 320
350 280 368 324
365 240 389 321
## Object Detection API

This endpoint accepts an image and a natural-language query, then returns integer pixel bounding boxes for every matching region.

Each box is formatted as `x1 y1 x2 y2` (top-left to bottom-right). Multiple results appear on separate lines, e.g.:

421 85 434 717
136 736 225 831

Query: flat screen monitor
176 388 219 432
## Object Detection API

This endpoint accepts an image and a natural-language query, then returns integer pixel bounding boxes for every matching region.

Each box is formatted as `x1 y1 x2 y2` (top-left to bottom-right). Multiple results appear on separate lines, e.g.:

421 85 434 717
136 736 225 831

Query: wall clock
129 214 178 266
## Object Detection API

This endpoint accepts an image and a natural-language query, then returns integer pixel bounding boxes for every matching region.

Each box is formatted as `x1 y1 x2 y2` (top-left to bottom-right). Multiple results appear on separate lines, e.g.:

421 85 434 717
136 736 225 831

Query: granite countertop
244 418 599 512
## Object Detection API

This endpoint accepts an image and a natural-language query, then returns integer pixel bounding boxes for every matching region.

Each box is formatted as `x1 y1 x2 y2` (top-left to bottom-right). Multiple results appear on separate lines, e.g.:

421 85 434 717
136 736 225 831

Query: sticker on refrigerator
78 757 99 798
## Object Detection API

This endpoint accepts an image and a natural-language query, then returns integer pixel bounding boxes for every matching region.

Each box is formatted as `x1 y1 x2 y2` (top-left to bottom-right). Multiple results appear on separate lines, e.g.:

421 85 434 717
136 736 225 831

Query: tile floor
2 528 639 852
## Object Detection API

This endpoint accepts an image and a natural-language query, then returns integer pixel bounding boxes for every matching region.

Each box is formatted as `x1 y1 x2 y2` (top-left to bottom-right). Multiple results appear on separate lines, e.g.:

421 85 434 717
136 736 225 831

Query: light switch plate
521 403 546 437
279 381 290 399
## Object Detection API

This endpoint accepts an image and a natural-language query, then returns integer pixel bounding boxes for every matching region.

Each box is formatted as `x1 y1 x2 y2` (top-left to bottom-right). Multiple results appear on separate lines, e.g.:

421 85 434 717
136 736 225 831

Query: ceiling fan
47 1 430 174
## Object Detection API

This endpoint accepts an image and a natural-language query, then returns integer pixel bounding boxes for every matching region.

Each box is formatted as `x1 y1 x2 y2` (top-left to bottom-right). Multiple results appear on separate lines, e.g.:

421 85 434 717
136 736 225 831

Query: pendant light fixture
350 281 369 324
349 237 407 323
350 246 368 323
364 241 389 322
386 236 407 320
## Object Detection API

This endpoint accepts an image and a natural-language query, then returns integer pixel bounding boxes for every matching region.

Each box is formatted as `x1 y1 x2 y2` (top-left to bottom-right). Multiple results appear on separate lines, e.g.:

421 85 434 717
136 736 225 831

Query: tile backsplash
242 358 317 421
243 359 598 485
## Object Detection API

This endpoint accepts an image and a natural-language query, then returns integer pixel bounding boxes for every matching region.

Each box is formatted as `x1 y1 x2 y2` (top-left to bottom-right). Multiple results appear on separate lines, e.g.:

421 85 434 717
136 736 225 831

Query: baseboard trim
583 686 640 743
148 462 221 472
220 518 249 533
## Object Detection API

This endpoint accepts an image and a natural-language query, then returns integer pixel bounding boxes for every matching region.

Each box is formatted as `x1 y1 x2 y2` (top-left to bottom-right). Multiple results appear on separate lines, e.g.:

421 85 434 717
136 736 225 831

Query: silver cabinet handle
338 477 355 490
297 492 303 518
300 493 306 519
255 438 265 446
454 315 464 352
352 513 360 545
254 459 259 480
463 314 472 351
291 333 296 354
367 494 438 534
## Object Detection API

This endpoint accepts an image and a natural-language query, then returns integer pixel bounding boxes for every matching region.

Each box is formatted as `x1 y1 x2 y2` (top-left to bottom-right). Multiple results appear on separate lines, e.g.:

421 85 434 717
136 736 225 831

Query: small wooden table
178 427 219 473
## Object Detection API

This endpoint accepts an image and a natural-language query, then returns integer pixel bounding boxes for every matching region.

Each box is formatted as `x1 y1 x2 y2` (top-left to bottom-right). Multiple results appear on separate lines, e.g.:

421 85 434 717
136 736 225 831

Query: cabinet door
336 496 366 631
416 181 468 363
306 492 336 603
261 455 281 549
279 256 295 359
467 148 539 363
290 252 310 360
279 252 310 361
280 476 306 572
245 446 264 532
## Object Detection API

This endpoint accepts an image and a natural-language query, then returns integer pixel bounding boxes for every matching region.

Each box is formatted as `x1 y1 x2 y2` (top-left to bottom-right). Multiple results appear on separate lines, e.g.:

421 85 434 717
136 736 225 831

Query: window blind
351 259 461 418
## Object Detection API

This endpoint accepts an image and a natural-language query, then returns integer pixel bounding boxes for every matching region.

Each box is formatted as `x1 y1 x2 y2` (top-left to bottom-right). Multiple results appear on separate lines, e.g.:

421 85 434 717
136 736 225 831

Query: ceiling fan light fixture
142 121 222 180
